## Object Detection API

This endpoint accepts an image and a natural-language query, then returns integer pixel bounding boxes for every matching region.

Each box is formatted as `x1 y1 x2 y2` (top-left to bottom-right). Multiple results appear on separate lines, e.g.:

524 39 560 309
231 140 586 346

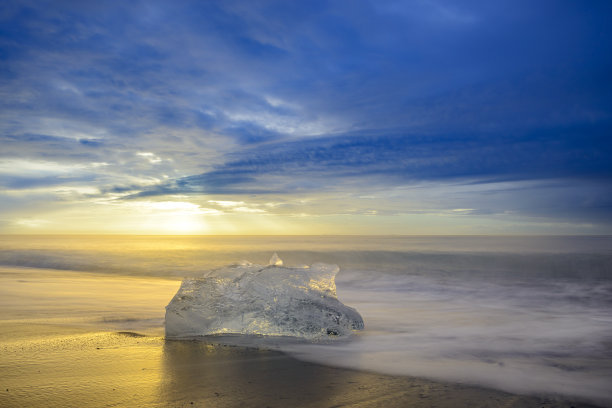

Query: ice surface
268 252 283 266
165 255 364 340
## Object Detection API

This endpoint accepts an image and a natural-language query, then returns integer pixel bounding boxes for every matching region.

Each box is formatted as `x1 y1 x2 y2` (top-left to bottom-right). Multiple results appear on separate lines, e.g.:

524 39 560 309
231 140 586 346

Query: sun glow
121 201 217 234
156 213 207 234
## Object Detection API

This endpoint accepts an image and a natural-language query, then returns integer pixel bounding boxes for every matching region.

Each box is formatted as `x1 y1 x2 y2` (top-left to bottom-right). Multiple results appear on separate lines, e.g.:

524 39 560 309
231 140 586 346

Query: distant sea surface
1 235 611 404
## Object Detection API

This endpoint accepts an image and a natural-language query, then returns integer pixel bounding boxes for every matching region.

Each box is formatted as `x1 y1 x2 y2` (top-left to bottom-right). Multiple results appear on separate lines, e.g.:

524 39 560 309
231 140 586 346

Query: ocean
1 235 611 404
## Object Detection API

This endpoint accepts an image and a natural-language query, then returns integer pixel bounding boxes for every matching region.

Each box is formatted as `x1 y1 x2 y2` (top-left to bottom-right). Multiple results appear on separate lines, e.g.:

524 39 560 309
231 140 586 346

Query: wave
287 265 612 405
2 247 612 280
2 235 611 403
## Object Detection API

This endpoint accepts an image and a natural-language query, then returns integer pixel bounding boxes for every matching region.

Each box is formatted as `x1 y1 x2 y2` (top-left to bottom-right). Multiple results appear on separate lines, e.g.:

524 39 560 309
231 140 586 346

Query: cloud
1 0 611 233
135 121 612 193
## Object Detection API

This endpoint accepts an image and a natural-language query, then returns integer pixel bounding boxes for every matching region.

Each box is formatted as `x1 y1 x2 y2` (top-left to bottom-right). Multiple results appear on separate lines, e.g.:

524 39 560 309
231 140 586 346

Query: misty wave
285 268 612 405
2 247 612 280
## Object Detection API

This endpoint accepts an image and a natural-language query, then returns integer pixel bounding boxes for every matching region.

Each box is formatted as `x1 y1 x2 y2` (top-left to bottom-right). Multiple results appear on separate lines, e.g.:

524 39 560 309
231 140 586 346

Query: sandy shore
0 266 604 407
0 330 603 408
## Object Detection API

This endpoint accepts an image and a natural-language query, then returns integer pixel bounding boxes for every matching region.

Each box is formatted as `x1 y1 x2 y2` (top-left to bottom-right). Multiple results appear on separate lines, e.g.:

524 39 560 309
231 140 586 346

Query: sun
124 201 213 234
158 213 208 234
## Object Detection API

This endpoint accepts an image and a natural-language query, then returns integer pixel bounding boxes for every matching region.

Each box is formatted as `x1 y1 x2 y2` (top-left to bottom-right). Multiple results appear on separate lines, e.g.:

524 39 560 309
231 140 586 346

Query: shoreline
0 329 604 408
0 265 608 407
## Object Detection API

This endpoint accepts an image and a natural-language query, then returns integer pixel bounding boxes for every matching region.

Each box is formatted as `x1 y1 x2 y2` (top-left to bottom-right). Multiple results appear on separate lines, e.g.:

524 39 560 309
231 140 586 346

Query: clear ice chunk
269 252 283 266
165 255 364 340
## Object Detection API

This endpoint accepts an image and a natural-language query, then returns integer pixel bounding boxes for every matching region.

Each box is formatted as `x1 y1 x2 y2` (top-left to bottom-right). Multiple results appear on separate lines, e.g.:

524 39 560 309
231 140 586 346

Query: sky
1 0 611 235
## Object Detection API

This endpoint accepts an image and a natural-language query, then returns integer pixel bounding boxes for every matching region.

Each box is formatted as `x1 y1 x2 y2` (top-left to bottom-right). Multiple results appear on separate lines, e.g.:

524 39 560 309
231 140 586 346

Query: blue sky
1 0 611 234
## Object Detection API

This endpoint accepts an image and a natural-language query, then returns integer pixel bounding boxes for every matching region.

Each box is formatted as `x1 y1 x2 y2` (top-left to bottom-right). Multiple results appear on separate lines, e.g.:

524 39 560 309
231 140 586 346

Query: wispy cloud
1 0 611 233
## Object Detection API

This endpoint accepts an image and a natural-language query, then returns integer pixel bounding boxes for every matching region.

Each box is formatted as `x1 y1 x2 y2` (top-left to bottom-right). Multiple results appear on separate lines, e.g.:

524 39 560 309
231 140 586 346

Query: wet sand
1 330 604 408
0 266 604 407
